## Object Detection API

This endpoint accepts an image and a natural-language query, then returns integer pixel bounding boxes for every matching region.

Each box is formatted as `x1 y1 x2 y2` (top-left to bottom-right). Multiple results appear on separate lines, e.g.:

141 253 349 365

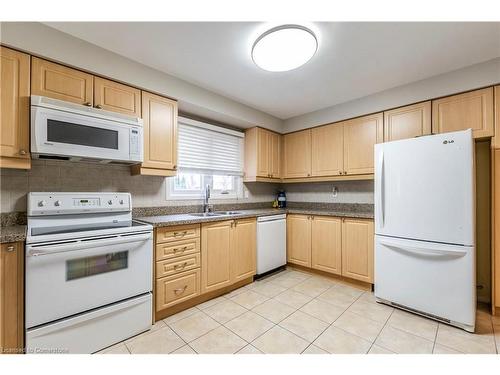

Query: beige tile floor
99 268 500 354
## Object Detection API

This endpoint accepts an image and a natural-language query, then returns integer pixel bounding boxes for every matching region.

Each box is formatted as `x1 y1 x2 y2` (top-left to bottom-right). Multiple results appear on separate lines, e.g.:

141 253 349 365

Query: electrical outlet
332 186 338 197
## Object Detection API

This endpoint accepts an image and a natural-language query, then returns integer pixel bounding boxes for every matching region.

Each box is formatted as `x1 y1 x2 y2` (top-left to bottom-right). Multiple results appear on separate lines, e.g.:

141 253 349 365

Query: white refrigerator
374 129 476 332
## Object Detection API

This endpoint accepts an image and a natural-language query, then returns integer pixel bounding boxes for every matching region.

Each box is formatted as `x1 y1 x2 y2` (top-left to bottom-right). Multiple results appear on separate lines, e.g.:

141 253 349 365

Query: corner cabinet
432 87 494 139
0 47 31 170
0 242 24 354
131 91 178 176
287 214 374 284
201 219 256 293
244 127 281 181
383 101 431 142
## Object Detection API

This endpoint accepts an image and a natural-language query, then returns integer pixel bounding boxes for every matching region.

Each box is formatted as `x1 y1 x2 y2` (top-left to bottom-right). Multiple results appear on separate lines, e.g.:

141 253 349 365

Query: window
167 117 244 200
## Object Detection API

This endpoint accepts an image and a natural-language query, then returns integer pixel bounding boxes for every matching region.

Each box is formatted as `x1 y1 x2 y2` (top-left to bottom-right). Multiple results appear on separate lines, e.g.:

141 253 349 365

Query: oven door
25 232 153 329
31 105 138 162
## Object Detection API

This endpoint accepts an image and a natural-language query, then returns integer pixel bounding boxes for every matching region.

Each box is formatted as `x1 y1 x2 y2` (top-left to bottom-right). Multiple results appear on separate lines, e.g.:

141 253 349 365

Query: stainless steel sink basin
188 212 224 217
213 211 242 216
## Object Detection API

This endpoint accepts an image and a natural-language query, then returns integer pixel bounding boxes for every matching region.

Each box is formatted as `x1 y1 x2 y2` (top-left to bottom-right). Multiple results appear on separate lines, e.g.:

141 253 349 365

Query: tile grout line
366 306 395 354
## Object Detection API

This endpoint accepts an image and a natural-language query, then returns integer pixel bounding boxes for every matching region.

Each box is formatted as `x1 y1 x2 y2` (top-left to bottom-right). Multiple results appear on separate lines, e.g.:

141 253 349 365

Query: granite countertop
0 225 27 244
136 207 373 227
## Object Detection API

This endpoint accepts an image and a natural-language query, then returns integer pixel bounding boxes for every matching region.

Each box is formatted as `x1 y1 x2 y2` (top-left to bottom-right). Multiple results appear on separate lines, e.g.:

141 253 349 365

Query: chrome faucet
203 184 213 213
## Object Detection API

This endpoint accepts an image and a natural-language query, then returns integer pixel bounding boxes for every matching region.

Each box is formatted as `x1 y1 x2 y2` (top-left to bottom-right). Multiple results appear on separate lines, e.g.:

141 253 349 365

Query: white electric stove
25 192 153 354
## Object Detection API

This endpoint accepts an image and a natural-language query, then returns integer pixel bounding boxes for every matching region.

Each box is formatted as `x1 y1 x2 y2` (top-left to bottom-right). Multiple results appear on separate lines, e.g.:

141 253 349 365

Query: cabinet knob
307 173 311 177
95 104 103 109
84 102 92 107
19 149 27 155
6 245 15 252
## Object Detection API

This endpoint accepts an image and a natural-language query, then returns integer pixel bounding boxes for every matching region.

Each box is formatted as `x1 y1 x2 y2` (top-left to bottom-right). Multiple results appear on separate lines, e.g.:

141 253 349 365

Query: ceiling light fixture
252 25 318 72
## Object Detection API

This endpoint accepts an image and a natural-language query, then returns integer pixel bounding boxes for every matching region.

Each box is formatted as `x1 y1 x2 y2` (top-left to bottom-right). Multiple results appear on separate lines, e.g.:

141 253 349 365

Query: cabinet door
256 128 270 177
432 87 494 139
141 91 178 171
311 122 344 176
231 218 256 282
201 221 233 293
269 132 281 178
343 113 383 175
287 214 311 267
341 219 374 283
93 77 141 117
311 216 342 275
0 242 23 353
31 57 93 106
384 101 431 142
0 47 30 169
492 86 500 149
283 130 311 178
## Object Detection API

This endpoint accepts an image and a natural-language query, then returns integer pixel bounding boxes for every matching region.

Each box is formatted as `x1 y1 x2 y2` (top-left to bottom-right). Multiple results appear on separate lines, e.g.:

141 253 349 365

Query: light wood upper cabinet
432 87 494 139
493 86 500 149
31 57 93 106
0 47 31 170
287 214 312 267
0 242 24 354
341 218 374 283
283 129 312 178
343 113 383 175
311 122 344 177
231 218 257 283
311 216 342 275
133 91 178 176
244 127 281 180
201 221 233 293
94 77 141 117
384 101 431 142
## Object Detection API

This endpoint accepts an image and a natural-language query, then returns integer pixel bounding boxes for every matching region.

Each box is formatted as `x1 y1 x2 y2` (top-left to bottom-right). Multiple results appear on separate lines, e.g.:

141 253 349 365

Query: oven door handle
27 233 152 257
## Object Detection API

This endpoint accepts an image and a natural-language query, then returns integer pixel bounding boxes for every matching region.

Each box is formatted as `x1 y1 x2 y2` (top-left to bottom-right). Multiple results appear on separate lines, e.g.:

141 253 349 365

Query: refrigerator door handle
376 149 384 227
379 238 467 257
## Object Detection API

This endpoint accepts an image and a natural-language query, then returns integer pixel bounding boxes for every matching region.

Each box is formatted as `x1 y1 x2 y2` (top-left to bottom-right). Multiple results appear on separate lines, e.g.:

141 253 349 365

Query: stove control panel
28 192 132 216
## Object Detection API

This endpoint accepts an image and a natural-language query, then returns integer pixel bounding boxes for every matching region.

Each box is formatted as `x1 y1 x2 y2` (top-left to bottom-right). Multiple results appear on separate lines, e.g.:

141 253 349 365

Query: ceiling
45 22 500 120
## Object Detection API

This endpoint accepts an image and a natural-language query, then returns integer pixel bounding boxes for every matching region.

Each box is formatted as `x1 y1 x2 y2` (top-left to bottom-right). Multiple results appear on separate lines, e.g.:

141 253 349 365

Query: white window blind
177 117 244 176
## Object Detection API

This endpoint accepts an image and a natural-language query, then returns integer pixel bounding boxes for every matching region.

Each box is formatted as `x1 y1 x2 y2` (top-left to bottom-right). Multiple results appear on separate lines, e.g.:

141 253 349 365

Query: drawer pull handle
173 246 188 253
174 262 188 270
173 231 188 237
6 245 15 252
174 285 188 295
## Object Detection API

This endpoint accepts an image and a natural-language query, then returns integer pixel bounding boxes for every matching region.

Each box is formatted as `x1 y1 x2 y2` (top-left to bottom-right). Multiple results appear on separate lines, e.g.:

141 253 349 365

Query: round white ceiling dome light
251 25 318 72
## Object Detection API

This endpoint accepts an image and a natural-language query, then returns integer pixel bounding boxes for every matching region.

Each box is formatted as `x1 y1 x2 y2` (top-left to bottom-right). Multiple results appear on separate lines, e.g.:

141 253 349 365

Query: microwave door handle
27 233 151 257
379 238 467 257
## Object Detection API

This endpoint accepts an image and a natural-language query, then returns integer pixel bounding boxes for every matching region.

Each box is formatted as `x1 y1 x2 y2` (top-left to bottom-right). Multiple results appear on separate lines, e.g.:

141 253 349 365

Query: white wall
284 58 500 133
0 22 283 132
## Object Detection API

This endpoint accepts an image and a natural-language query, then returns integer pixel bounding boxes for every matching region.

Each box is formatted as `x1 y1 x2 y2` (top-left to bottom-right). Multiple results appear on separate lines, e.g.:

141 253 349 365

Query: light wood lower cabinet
201 220 233 293
311 216 342 275
287 214 312 267
432 87 494 139
201 219 257 293
231 218 257 283
341 218 374 283
156 269 201 311
287 214 374 284
0 47 31 170
0 242 24 354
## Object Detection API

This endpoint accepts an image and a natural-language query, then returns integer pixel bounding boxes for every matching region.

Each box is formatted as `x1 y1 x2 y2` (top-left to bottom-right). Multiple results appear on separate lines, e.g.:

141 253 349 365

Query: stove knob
54 200 62 207
119 199 124 205
108 200 113 205
38 200 46 207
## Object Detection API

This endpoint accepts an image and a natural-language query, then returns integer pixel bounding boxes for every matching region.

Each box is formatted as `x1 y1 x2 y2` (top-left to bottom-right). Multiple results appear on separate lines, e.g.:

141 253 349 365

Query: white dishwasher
257 214 287 277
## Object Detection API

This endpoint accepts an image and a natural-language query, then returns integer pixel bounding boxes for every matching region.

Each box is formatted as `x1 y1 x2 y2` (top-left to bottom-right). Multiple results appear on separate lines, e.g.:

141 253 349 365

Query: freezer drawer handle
379 239 467 258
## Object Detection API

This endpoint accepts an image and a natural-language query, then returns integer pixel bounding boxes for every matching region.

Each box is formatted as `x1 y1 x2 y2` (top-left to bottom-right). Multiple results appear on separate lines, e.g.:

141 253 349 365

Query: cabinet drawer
155 238 200 261
156 269 200 311
156 253 200 279
156 224 200 244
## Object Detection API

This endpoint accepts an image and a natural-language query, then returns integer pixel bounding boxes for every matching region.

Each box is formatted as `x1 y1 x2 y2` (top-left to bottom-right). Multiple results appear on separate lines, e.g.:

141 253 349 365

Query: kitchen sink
188 212 224 217
213 211 242 215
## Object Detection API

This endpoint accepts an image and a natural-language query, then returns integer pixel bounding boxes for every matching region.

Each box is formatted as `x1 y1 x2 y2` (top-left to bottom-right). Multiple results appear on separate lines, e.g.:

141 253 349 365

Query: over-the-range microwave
31 95 143 164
